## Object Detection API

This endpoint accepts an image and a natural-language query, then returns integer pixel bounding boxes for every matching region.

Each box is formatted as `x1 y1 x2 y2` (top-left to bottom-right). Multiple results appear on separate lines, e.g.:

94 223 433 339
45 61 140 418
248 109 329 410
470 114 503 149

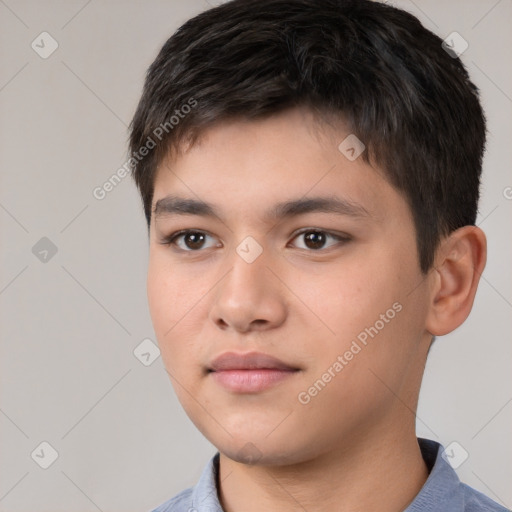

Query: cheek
315 259 398 333
328 256 427 391
147 259 193 355
147 262 177 332
147 257 215 376
318 249 421 358
147 252 202 326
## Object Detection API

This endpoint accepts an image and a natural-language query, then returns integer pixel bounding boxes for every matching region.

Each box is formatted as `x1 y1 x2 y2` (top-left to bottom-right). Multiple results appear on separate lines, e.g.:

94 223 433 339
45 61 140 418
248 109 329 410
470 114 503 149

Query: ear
425 226 487 336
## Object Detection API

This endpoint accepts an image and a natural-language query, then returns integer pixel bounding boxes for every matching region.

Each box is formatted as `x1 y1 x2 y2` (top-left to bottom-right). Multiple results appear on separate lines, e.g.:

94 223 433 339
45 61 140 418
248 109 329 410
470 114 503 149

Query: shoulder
411 438 509 512
461 482 510 512
148 487 193 512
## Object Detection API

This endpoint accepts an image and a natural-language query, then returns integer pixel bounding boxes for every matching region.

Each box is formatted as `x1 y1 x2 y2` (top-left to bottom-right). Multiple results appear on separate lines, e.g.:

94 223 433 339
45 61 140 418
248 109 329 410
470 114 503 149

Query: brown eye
291 229 350 251
303 231 327 249
162 230 221 251
182 232 207 250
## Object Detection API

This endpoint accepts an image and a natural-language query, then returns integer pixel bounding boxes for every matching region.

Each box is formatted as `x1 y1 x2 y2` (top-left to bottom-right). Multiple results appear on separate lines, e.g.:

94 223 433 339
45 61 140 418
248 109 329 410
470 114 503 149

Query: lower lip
209 369 298 393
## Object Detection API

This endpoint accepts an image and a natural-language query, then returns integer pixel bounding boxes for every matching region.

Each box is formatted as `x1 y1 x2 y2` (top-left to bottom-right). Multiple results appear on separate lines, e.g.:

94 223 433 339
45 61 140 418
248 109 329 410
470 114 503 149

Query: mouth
207 351 301 393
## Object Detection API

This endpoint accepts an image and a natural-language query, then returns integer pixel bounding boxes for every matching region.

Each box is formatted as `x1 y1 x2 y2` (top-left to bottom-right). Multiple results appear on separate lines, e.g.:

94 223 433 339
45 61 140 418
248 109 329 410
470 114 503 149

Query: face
147 107 432 465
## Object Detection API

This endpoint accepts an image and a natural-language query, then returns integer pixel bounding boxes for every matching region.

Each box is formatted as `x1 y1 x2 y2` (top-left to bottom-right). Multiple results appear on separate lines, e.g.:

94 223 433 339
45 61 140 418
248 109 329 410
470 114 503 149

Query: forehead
151 108 407 225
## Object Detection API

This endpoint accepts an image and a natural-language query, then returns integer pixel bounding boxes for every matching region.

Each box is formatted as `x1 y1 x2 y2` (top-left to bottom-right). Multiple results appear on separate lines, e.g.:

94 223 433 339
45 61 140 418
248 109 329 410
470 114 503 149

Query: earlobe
426 226 487 336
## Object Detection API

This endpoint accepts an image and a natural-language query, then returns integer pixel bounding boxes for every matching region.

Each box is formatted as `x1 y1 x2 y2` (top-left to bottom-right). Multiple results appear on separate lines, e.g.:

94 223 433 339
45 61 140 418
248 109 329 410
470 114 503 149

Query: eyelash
159 228 351 253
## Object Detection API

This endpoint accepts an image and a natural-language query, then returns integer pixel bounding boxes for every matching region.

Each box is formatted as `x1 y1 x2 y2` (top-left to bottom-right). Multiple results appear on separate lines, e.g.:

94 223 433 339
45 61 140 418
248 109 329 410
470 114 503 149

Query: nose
209 246 287 333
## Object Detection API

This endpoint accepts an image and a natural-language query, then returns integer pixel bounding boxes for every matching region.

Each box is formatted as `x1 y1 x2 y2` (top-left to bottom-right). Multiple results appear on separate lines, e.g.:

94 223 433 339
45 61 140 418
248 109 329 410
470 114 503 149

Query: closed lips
208 352 300 372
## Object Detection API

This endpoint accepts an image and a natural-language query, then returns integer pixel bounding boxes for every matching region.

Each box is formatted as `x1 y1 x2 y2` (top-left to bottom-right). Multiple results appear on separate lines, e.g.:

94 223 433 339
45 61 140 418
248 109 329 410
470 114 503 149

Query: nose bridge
224 239 273 302
210 239 286 331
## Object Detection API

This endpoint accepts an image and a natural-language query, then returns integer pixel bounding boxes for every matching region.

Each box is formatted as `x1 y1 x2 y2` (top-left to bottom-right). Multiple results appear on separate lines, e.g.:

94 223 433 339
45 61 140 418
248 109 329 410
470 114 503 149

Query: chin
222 443 296 466
209 430 315 467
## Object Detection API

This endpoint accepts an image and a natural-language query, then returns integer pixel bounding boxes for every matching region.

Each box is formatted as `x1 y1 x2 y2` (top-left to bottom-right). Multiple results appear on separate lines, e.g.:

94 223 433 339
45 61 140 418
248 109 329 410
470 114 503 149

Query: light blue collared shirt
150 438 509 512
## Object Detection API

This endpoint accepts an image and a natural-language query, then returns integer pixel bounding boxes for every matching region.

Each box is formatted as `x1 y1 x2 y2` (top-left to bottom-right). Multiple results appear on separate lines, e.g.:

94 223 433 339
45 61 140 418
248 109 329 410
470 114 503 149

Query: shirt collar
190 451 222 511
404 437 464 511
190 438 463 512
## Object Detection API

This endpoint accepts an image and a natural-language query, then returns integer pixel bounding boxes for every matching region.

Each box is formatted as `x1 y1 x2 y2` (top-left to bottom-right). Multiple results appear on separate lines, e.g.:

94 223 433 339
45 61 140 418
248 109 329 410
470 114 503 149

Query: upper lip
208 352 299 372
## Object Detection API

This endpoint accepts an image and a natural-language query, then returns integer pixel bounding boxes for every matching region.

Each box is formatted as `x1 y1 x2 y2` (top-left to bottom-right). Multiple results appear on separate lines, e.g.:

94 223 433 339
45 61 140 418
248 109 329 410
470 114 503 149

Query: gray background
0 1 511 511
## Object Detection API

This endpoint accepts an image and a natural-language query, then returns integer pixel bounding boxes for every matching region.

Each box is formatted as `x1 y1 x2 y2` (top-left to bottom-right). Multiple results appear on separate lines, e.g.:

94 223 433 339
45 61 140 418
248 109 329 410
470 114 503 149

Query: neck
217 422 429 512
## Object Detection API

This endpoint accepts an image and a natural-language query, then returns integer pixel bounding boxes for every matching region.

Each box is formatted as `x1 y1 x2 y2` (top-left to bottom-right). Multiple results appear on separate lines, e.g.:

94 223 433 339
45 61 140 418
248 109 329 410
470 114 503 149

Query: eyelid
159 229 221 252
159 228 351 252
288 227 351 250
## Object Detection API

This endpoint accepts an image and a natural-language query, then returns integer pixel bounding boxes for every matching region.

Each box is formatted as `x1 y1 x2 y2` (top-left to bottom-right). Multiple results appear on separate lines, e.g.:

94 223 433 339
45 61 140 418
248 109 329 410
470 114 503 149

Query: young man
129 1 507 511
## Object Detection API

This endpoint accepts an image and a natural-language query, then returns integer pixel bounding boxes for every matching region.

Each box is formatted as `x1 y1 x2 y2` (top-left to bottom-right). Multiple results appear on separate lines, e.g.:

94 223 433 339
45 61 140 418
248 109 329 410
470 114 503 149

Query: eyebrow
153 194 371 222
